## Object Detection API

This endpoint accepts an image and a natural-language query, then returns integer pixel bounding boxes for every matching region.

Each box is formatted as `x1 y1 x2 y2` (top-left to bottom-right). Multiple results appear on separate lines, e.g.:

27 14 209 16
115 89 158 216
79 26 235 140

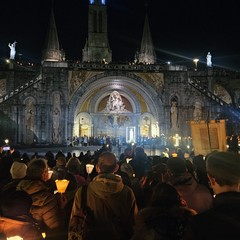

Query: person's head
11 149 21 159
56 155 66 167
10 161 27 179
167 157 187 175
150 183 186 208
124 147 132 158
96 151 118 174
134 146 145 155
66 157 81 175
206 151 240 194
26 158 48 181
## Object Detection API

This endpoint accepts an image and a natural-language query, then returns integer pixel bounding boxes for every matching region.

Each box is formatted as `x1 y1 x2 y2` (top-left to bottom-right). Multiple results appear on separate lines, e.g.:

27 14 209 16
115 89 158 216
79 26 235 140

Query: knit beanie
167 157 187 175
10 161 27 179
206 151 240 185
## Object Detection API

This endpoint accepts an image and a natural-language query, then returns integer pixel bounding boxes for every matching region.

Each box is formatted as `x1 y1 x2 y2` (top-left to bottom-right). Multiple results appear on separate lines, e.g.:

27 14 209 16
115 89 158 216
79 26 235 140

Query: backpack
68 185 96 240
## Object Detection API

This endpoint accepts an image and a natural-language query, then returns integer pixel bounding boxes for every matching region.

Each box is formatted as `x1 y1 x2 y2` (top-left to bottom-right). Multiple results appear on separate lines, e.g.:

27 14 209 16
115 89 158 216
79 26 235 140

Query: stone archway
69 72 163 142
73 112 92 137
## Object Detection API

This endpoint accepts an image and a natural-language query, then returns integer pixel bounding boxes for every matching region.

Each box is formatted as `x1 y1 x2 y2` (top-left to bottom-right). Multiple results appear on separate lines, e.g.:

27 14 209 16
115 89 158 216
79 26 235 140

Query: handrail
0 73 42 104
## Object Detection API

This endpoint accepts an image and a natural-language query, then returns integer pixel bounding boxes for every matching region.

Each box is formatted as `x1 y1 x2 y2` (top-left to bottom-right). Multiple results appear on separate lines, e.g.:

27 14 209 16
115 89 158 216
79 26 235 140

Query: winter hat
10 161 27 179
206 151 240 185
167 157 187 175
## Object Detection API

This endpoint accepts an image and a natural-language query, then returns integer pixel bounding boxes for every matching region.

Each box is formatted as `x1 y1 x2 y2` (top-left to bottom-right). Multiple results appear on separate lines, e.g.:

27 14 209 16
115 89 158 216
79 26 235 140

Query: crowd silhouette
1 144 240 239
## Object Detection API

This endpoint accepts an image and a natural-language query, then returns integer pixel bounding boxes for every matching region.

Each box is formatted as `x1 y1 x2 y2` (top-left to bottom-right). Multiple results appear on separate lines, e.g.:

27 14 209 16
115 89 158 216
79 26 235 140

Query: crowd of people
0 144 240 239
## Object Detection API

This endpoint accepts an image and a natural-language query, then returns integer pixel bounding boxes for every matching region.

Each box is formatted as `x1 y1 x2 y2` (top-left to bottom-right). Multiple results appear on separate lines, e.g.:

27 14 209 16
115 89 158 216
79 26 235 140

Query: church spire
42 7 63 62
82 0 112 63
138 5 156 64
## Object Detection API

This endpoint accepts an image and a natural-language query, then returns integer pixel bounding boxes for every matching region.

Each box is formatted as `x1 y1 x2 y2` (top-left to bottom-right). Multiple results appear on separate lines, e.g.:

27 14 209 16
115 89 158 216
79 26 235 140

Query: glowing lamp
172 153 178 157
55 179 69 193
126 158 132 164
193 58 199 70
48 170 53 179
86 164 94 175
7 237 23 240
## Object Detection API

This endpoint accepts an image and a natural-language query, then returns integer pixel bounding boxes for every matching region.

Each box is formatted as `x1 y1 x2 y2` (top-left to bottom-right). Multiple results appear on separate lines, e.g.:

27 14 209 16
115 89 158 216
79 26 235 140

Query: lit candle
7 237 23 240
86 164 94 175
55 179 69 193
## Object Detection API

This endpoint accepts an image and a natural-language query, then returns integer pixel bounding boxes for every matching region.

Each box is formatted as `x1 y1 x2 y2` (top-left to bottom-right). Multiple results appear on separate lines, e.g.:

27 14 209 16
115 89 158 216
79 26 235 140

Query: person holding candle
15 158 66 240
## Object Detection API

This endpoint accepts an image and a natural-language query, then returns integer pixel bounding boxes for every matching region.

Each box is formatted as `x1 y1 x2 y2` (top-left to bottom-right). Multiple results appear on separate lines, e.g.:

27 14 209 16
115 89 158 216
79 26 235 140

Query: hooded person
0 161 28 197
68 151 138 240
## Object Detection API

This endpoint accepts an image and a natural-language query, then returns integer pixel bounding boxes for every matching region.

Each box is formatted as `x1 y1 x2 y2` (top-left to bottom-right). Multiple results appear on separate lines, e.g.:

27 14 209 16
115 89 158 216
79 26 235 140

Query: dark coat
131 206 196 240
68 173 138 240
184 192 240 240
16 179 64 231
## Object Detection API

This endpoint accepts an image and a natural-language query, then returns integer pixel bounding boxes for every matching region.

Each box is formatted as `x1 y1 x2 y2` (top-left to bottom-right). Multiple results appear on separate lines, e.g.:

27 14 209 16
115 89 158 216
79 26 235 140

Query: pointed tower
138 12 156 64
42 8 63 62
82 0 112 63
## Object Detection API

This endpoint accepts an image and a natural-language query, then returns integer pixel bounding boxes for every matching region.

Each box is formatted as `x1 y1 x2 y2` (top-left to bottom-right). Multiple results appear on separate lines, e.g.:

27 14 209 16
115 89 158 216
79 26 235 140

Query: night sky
1 0 240 70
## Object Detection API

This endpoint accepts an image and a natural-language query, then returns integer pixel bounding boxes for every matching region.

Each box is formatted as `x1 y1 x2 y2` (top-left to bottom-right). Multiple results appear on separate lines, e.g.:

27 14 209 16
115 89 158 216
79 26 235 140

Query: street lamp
193 58 199 71
4 139 9 145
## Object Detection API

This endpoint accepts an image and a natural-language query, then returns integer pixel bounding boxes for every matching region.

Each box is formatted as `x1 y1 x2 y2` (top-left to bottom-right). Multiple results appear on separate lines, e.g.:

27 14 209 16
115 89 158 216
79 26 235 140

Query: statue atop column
206 52 212 67
8 41 17 60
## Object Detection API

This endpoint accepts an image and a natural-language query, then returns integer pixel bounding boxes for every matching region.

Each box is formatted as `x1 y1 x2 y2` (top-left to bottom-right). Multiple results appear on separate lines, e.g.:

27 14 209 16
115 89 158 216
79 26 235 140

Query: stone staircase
0 72 42 104
188 77 240 121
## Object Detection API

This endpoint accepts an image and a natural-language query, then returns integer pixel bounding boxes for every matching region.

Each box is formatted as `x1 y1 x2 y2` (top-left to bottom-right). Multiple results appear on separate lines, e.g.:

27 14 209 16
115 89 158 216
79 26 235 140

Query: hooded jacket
16 179 64 230
68 173 138 240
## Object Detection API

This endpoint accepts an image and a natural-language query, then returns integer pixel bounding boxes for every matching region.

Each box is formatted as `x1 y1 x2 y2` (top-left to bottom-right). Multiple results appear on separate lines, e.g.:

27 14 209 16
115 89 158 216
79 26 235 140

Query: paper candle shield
48 170 53 179
55 179 69 193
86 164 94 174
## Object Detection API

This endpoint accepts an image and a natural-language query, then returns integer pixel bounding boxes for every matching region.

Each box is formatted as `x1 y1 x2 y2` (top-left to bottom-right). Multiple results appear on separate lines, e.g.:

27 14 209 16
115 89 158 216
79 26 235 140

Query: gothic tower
82 0 112 63
138 13 156 64
42 8 63 62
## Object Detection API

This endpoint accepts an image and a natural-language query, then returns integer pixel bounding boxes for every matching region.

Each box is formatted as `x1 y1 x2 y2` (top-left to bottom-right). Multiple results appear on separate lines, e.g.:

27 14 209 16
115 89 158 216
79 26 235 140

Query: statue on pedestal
171 100 178 130
8 41 17 60
206 52 212 67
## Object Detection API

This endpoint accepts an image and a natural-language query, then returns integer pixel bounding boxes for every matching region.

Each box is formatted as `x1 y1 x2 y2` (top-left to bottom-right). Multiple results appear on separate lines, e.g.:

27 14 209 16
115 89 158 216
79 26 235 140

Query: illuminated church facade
0 0 240 148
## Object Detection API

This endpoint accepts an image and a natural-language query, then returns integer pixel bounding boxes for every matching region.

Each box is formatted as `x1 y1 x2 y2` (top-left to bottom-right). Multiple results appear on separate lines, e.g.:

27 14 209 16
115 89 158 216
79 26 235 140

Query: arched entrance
69 72 163 143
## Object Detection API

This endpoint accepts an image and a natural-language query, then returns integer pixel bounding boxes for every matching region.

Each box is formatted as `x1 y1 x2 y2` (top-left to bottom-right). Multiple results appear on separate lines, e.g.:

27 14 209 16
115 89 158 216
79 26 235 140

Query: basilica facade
0 0 240 149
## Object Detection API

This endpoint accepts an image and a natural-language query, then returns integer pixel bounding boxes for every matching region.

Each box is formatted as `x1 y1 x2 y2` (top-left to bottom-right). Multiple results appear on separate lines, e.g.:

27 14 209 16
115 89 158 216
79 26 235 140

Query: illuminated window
89 0 106 4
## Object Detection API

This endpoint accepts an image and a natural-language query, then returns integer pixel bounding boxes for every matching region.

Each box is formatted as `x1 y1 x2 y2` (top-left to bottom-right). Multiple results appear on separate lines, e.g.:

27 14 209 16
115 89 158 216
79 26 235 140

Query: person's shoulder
177 206 198 217
122 184 135 195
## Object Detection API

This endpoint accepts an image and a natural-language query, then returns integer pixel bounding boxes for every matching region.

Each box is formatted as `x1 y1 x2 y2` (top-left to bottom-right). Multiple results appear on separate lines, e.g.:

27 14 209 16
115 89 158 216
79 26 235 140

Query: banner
190 120 227 156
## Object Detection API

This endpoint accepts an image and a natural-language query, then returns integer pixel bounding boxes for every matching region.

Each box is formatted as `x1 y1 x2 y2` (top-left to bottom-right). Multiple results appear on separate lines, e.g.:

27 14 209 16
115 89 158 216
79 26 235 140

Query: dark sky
1 0 240 70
